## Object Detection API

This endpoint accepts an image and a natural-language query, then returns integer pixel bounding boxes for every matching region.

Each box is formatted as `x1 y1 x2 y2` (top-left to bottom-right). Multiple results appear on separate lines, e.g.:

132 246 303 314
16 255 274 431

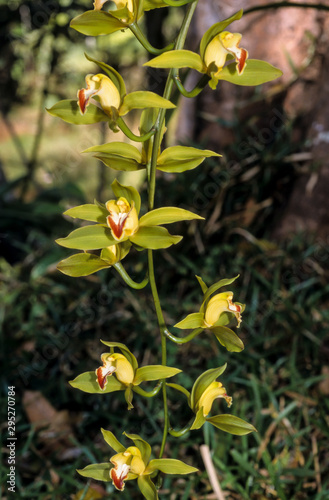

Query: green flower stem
133 382 163 398
113 263 149 289
169 421 193 437
164 327 203 344
173 70 210 98
117 117 155 142
129 23 175 55
146 0 200 461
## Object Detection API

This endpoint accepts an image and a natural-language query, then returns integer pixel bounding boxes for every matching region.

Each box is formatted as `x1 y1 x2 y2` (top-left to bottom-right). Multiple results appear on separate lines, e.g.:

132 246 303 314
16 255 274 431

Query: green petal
139 207 203 227
46 100 108 125
137 476 158 500
200 275 240 313
125 386 134 410
95 154 144 172
166 382 191 400
130 226 182 250
120 91 175 116
83 142 142 162
69 371 125 394
133 366 181 385
77 463 111 482
200 9 243 59
57 253 111 277
207 414 257 435
85 54 126 97
70 10 126 36
100 340 138 372
195 275 208 294
174 312 205 330
111 179 141 215
101 428 125 453
144 50 205 72
157 146 221 173
124 433 152 464
147 459 198 475
56 225 116 251
211 326 244 352
216 59 283 86
190 365 227 410
190 407 207 430
64 204 108 223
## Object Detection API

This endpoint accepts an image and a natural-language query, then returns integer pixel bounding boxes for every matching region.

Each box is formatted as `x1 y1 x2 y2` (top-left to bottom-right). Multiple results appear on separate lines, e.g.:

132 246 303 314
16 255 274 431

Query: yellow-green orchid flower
110 446 146 491
203 291 242 328
105 197 139 242
204 30 248 79
196 380 232 416
96 353 135 389
78 73 121 118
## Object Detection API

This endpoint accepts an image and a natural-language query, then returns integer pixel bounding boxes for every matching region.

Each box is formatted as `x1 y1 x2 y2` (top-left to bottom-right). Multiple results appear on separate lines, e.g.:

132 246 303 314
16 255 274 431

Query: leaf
147 459 198 475
196 275 208 294
100 340 138 372
124 433 152 464
174 312 205 330
133 366 181 385
64 204 108 222
144 50 205 72
211 326 244 352
120 91 175 116
130 226 182 250
137 476 158 500
111 179 141 215
190 407 207 430
56 225 116 250
69 371 125 394
190 365 227 410
77 463 111 482
101 429 125 453
85 54 126 97
217 59 283 86
200 275 239 313
157 146 221 173
200 9 243 59
139 207 203 227
70 10 126 36
83 142 142 162
57 253 111 277
207 414 257 435
47 100 108 125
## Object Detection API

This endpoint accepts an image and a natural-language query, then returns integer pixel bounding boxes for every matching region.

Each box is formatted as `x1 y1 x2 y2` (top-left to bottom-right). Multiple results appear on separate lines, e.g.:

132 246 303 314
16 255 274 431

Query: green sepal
137 475 158 500
85 54 127 97
57 253 111 277
111 179 141 215
211 326 244 352
200 9 243 60
216 59 283 86
133 366 181 385
174 312 205 330
100 340 138 372
124 433 152 464
196 275 208 294
207 414 256 435
76 463 111 482
83 142 142 162
120 91 175 116
70 10 127 36
46 100 108 125
69 371 125 394
190 407 206 430
190 364 227 410
157 146 220 173
144 50 205 72
147 459 198 475
125 386 134 410
130 226 182 249
64 204 108 223
56 225 116 251
200 275 239 313
166 382 191 399
101 428 125 453
95 154 144 172
139 207 204 227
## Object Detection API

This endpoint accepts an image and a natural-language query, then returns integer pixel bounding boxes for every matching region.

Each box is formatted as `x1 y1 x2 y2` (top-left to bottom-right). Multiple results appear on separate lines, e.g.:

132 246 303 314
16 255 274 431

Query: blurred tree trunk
177 0 329 239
